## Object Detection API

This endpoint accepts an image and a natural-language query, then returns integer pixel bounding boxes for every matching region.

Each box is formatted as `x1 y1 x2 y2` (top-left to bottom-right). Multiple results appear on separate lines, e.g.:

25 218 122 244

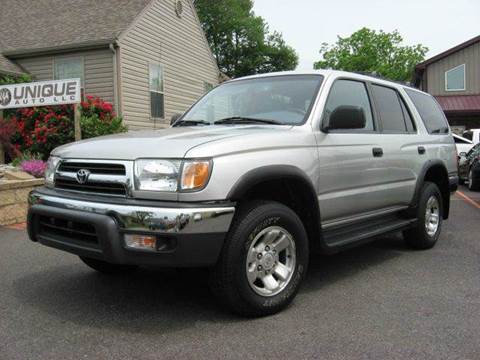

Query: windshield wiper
173 119 211 127
214 117 282 125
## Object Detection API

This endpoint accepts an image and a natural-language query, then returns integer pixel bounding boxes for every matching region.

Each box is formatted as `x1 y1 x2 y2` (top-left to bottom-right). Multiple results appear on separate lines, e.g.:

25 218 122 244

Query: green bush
3 95 127 160
81 114 127 139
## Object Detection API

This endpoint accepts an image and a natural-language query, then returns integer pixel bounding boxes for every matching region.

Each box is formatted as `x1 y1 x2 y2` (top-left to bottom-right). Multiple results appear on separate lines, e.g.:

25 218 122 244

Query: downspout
109 42 120 116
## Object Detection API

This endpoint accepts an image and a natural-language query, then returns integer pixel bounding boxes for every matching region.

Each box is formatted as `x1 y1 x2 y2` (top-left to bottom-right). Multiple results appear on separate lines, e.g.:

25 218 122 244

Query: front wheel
403 182 443 250
210 201 309 317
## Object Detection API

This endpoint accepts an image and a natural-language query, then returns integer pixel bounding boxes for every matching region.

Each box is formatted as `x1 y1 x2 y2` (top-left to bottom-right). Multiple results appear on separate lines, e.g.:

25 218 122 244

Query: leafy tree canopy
314 28 428 82
195 0 298 78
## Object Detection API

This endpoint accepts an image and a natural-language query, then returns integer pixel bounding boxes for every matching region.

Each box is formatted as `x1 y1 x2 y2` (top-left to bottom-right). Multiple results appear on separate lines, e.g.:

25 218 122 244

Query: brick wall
0 179 44 226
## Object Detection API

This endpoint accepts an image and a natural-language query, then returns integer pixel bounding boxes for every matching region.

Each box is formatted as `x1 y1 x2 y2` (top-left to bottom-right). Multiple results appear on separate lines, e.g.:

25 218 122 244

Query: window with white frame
445 64 466 91
54 57 84 87
149 63 165 118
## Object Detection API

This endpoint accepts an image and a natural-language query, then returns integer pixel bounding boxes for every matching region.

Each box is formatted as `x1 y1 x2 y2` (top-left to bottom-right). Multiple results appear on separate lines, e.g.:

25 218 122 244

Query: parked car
27 71 458 317
463 129 480 144
458 142 480 190
453 133 474 154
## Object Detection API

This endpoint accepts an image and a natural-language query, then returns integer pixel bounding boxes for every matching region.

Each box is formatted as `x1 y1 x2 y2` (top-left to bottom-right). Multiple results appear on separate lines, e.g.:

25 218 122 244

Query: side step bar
323 213 417 249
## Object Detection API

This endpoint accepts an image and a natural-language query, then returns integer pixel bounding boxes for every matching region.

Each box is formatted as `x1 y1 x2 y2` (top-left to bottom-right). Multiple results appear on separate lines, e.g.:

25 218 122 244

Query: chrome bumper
28 191 235 235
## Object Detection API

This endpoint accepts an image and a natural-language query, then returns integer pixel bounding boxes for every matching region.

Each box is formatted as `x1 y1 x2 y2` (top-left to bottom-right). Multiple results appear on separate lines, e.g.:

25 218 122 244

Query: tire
403 182 443 250
79 256 138 274
468 168 480 191
458 177 465 185
210 201 309 317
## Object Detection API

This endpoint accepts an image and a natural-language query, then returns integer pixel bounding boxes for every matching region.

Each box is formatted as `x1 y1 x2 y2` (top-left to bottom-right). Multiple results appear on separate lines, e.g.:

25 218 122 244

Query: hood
52 125 294 160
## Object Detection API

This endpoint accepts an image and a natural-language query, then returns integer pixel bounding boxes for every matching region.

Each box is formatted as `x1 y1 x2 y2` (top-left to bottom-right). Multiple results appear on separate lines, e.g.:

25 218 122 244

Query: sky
253 0 480 71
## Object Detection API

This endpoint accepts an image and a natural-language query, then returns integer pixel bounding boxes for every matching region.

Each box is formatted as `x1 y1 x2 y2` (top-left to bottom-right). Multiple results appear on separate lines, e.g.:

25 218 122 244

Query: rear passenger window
400 99 416 132
405 89 449 134
324 80 374 131
372 85 411 132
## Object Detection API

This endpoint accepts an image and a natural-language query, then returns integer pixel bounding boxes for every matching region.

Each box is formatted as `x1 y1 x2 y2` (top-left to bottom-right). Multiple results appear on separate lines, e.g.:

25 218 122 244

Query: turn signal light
181 160 211 190
125 234 156 251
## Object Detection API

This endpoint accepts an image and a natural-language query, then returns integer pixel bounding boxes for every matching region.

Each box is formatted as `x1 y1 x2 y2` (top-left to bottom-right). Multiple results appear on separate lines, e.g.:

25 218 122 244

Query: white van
463 129 480 144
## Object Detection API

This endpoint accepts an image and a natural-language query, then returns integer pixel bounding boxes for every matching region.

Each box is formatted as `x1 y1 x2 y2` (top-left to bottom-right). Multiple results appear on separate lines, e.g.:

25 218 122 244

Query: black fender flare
410 160 450 219
227 165 330 253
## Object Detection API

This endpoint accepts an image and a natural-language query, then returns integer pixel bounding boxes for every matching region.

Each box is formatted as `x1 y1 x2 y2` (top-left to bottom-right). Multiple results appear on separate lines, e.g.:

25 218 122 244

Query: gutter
3 39 114 58
109 41 121 116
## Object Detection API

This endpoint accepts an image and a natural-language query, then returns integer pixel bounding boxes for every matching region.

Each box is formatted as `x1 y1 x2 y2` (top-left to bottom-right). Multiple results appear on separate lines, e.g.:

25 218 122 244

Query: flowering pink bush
20 160 47 178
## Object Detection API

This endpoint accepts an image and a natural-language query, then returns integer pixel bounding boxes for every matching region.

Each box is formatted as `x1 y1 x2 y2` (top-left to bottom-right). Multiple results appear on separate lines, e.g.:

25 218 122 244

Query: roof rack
353 71 411 87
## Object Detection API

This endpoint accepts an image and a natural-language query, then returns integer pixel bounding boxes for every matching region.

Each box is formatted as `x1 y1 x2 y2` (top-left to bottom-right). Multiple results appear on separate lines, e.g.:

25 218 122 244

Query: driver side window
323 80 375 131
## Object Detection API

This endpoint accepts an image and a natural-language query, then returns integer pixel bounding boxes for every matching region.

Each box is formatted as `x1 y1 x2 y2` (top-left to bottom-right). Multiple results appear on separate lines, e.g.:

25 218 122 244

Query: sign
0 78 81 110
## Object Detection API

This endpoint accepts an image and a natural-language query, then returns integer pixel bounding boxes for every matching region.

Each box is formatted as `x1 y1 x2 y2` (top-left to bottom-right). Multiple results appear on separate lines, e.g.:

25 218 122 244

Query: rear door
368 83 420 206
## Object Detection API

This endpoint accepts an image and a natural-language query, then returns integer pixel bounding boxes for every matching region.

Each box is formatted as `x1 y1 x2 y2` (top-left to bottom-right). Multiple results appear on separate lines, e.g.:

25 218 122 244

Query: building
414 35 480 133
0 0 220 129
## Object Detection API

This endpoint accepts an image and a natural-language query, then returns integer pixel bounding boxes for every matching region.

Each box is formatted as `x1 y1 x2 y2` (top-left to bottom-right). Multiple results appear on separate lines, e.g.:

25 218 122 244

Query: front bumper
27 188 235 267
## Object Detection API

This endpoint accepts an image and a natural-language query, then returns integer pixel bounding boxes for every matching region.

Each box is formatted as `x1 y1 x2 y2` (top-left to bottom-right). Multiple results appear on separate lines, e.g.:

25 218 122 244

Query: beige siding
426 41 480 96
118 0 219 129
15 49 115 104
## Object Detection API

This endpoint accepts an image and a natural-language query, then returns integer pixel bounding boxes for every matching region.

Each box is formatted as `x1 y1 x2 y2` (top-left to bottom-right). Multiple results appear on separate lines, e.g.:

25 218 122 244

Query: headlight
134 159 212 192
44 156 61 186
135 159 181 191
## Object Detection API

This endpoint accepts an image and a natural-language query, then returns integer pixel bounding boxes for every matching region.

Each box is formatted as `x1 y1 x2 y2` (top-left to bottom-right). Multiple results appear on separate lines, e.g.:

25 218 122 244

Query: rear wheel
403 182 443 250
210 201 309 317
79 256 138 274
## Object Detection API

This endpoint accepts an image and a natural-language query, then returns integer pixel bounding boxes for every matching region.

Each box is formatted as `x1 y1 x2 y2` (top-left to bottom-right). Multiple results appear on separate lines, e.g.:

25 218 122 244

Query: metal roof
435 95 480 114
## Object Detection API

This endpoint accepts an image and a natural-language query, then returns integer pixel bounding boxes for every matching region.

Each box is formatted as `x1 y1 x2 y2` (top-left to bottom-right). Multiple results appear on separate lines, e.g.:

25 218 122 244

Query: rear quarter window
405 89 449 134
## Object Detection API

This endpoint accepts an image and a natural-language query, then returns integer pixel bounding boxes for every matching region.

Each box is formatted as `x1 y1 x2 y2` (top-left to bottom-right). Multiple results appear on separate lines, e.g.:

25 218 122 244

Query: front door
314 79 392 224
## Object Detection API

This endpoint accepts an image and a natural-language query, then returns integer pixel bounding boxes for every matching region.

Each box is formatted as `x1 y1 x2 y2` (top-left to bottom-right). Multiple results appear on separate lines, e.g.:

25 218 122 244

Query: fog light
125 234 157 251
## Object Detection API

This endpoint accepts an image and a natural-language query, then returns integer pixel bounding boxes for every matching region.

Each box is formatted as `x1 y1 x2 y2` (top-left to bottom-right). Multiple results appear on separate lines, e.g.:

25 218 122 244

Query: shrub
0 118 21 161
79 96 127 139
10 151 43 167
20 159 47 178
5 95 126 160
8 105 74 160
81 114 127 139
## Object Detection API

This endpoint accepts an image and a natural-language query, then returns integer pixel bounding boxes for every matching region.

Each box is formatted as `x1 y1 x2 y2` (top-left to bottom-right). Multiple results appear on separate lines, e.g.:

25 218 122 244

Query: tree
194 0 298 78
314 28 428 82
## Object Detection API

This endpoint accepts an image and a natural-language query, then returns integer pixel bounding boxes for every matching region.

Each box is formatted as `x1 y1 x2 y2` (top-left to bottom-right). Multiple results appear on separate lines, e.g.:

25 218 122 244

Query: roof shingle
0 0 152 55
0 54 24 75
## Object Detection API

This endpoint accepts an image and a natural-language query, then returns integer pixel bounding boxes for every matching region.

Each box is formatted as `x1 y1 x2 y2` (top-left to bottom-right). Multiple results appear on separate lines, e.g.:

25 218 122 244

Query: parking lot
1 186 479 360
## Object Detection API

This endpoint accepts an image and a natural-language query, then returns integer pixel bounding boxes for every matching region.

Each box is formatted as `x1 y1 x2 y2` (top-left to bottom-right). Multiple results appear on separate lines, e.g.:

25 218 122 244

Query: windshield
177 75 323 126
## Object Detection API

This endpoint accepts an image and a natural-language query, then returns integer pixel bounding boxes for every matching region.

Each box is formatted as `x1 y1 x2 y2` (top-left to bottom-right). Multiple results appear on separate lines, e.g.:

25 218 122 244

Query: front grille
38 215 99 246
54 160 129 197
58 162 126 175
55 178 127 196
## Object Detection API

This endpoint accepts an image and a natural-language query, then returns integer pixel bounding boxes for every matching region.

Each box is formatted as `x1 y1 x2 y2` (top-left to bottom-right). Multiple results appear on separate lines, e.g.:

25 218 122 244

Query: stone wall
0 179 44 226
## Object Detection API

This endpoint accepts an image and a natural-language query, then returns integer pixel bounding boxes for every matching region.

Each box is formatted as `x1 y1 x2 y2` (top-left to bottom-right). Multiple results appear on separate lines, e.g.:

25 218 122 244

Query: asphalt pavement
1 186 479 359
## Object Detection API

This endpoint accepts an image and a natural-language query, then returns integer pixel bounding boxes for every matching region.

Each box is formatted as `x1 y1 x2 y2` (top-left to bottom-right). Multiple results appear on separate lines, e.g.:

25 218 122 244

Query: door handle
372 147 383 157
418 146 426 155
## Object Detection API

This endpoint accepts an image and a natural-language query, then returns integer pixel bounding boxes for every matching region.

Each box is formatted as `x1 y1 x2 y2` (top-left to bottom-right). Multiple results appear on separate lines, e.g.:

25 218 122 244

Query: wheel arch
411 160 451 219
227 165 329 253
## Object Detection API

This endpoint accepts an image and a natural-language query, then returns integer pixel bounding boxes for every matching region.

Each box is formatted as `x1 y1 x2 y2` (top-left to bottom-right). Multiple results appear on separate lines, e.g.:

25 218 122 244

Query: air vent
175 0 183 17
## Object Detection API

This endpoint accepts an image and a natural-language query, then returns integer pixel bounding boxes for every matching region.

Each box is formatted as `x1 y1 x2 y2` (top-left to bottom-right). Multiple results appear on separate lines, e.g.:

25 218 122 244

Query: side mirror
325 106 366 131
170 113 183 125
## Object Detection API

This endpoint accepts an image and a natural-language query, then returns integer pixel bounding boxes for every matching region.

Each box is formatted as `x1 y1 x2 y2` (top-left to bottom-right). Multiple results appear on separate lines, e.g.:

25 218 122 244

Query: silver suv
28 71 458 316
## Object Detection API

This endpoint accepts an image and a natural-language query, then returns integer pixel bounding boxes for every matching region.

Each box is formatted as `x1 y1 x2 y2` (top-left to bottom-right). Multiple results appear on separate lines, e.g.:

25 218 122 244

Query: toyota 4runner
27 71 458 316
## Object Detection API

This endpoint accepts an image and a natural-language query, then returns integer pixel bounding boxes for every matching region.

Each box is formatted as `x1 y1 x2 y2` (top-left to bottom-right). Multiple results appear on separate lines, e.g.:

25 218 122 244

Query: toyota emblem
76 169 91 184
